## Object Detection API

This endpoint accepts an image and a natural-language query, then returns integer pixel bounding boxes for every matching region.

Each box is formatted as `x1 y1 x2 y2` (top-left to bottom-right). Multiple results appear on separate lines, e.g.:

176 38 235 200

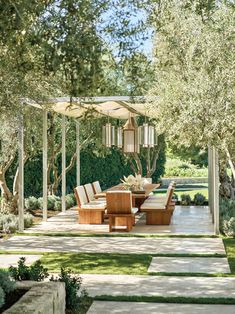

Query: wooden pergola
17 96 220 234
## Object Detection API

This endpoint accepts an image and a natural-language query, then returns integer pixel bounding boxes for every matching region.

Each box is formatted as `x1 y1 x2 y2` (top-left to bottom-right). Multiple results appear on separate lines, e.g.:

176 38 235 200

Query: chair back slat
74 186 88 207
93 181 102 194
106 191 132 214
165 187 174 208
84 183 95 202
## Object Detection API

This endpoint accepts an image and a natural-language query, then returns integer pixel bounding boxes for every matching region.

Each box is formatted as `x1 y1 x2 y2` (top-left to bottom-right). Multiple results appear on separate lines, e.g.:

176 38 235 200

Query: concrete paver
0 254 42 268
148 257 231 273
81 274 235 299
0 236 226 254
87 301 235 314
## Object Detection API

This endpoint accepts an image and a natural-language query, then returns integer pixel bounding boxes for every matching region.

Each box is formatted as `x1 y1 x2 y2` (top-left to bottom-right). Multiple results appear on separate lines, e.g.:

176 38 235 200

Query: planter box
4 281 65 314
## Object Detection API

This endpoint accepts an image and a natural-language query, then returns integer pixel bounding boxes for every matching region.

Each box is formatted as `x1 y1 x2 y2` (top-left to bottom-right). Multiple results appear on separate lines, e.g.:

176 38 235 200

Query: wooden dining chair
74 185 106 224
106 191 138 232
92 181 106 199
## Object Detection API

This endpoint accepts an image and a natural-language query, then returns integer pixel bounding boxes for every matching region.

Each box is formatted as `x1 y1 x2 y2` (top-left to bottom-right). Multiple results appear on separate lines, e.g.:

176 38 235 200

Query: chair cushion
84 183 95 202
80 203 106 210
75 186 88 205
89 200 106 206
132 207 138 214
141 203 166 210
93 181 102 194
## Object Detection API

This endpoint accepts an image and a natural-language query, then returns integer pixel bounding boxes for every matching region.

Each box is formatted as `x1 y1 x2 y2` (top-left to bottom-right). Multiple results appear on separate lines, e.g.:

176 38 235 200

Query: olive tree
148 0 235 196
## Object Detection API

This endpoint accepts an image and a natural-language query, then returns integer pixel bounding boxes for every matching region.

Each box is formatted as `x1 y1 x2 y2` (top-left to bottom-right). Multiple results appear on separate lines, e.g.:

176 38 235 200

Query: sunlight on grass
155 188 208 200
40 253 152 275
223 238 235 273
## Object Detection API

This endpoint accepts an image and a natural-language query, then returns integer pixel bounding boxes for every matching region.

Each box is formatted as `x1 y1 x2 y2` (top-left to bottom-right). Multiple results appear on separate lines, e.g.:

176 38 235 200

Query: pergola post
18 110 24 232
212 146 220 235
43 110 48 221
76 120 80 186
208 146 214 219
62 115 66 212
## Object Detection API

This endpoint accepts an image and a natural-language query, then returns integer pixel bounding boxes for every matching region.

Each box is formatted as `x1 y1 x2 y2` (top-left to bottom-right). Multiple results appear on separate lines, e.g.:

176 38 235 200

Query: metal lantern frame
102 118 157 152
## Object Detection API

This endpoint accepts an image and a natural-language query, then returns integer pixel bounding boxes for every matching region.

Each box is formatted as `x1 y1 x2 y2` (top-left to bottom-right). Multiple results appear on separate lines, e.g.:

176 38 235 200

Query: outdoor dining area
74 178 176 232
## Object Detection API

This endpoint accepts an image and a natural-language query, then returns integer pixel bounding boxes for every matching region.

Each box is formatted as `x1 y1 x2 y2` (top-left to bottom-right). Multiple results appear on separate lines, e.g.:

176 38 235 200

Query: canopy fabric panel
26 96 151 120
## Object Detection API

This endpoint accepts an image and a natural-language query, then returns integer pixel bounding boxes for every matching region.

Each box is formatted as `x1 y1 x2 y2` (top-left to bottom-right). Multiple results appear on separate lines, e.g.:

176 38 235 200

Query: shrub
24 213 33 228
172 193 179 202
54 200 62 211
66 194 76 209
50 268 89 311
9 257 49 282
193 193 206 205
0 270 16 308
0 287 4 308
223 217 235 237
38 195 60 211
0 214 33 233
25 196 39 210
0 214 18 233
180 194 191 206
219 198 235 236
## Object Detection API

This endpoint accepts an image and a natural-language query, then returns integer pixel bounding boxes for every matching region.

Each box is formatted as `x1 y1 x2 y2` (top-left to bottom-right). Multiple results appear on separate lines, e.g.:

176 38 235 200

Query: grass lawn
39 238 234 275
40 252 152 275
155 186 208 201
223 238 235 273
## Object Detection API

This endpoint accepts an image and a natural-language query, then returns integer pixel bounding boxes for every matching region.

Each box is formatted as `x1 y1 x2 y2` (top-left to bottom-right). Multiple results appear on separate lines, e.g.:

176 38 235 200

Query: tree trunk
131 153 142 175
219 164 232 199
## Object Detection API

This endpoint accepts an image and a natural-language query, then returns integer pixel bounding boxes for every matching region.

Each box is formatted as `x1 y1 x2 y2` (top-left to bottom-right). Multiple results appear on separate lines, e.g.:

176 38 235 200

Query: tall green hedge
5 145 165 197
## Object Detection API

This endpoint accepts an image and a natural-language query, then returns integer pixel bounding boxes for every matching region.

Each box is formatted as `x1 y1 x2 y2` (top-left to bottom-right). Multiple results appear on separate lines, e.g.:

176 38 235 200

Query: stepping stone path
81 274 235 299
148 257 231 273
0 233 233 312
88 302 235 314
0 254 42 269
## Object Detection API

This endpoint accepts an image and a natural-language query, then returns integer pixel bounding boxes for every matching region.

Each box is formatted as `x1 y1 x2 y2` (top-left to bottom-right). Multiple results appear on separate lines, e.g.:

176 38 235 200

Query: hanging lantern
111 126 116 146
149 126 155 148
123 116 138 153
143 123 149 148
138 126 143 146
117 126 123 148
154 130 158 146
102 123 112 147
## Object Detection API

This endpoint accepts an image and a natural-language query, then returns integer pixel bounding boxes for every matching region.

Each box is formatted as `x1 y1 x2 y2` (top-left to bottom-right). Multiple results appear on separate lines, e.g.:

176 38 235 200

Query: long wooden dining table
105 183 160 209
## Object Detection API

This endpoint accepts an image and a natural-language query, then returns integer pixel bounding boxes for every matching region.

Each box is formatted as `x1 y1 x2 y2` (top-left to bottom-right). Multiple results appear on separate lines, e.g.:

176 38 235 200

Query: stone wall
4 281 65 314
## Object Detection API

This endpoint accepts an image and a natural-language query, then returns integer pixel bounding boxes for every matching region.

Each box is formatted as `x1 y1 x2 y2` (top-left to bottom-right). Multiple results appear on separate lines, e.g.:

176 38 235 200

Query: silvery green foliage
24 213 33 228
0 213 33 233
149 1 235 155
220 198 235 236
25 196 40 210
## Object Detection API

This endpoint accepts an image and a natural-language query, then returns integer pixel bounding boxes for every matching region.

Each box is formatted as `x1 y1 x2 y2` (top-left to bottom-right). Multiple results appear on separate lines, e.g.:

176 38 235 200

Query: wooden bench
140 186 175 225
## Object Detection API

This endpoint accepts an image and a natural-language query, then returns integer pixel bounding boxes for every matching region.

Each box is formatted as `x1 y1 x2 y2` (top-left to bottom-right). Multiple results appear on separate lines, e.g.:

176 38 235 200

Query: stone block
4 281 65 314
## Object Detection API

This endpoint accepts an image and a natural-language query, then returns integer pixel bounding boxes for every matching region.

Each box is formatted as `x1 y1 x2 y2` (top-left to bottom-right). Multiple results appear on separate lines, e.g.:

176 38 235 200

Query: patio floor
24 205 214 235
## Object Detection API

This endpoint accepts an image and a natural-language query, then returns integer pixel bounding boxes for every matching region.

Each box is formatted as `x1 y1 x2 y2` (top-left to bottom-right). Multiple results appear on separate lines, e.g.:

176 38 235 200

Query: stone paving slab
148 257 231 273
23 206 215 235
0 254 42 268
81 274 235 299
87 301 235 314
0 236 226 255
